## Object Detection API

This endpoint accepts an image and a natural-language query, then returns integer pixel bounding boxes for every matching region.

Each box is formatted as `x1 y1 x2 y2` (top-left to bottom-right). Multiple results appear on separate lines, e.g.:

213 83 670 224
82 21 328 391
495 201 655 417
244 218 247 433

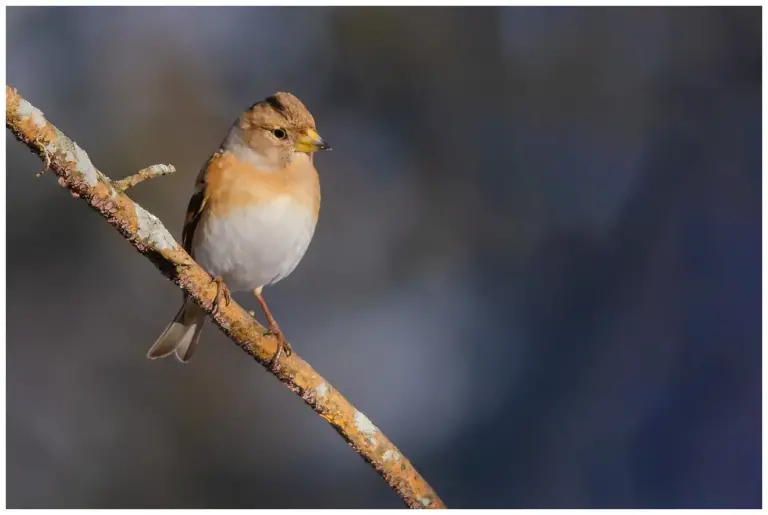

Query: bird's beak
295 128 331 153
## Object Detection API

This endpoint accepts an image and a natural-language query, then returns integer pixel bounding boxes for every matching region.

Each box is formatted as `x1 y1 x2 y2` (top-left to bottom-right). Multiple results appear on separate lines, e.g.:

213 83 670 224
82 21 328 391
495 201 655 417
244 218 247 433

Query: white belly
192 196 317 292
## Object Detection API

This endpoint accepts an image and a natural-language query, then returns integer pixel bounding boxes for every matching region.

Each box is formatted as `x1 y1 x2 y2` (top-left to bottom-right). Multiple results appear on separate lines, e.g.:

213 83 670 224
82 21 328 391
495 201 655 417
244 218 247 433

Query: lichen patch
73 143 99 186
354 410 378 436
135 205 176 250
315 382 329 399
382 449 401 462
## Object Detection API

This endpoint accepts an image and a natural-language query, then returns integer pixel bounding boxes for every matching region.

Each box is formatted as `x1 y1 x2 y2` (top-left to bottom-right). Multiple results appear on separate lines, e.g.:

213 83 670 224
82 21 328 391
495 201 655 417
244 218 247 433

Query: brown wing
181 157 215 255
181 189 206 255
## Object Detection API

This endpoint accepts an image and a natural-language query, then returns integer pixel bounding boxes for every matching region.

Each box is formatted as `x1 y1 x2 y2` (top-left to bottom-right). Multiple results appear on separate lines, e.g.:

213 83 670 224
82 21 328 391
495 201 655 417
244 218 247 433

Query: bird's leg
209 276 231 314
253 288 292 370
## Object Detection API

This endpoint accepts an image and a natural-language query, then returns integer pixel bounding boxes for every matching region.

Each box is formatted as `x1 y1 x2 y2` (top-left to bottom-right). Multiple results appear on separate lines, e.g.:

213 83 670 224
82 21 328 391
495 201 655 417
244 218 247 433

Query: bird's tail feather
147 299 206 362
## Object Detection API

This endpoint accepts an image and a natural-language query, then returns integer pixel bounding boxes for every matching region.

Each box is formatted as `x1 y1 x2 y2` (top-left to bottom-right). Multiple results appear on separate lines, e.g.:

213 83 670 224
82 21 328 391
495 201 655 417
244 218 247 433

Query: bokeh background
6 6 761 509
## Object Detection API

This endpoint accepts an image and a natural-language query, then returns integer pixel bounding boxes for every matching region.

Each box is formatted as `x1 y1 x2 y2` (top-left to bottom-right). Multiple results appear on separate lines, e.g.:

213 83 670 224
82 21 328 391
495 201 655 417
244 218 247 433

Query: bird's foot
266 324 292 371
209 276 231 314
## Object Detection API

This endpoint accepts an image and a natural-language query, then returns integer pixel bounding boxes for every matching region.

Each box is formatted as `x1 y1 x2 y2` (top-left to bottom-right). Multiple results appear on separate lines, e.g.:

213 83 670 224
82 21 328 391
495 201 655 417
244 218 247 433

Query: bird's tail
147 298 206 362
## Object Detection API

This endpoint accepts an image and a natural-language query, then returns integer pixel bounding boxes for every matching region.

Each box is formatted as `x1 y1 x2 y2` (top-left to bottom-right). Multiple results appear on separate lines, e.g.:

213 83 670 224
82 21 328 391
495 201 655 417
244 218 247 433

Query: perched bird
148 92 330 368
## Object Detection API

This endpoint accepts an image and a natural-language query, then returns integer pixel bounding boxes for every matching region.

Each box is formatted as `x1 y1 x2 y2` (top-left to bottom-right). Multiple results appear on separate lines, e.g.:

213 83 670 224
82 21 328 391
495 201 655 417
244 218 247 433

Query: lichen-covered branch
6 85 445 510
113 164 176 191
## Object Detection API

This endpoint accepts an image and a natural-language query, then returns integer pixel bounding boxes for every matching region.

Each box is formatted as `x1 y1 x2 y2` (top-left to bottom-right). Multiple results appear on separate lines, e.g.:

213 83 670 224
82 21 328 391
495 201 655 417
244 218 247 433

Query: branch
6 85 445 509
113 163 176 191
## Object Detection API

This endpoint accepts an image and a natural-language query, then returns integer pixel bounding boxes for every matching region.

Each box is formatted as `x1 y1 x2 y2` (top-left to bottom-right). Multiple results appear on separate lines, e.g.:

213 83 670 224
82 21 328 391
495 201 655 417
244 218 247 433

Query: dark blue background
7 6 761 508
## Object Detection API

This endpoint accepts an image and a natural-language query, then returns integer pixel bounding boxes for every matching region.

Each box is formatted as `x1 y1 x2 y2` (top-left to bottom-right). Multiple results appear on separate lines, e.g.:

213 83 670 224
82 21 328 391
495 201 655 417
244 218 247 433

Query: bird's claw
266 326 292 371
209 276 231 314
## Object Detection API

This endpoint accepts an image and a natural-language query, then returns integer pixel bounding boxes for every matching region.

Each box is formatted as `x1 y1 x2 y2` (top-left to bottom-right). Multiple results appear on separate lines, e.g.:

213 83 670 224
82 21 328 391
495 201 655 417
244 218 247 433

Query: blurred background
6 6 761 509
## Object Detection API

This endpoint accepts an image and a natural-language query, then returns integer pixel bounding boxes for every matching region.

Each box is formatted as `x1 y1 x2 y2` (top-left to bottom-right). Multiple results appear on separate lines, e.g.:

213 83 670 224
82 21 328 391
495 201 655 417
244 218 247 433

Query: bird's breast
205 151 321 220
193 195 319 291
190 150 321 291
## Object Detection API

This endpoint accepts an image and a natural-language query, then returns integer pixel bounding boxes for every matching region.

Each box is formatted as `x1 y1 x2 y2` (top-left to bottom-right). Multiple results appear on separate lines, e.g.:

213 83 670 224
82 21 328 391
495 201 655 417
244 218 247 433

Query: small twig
6 85 445 509
113 164 175 192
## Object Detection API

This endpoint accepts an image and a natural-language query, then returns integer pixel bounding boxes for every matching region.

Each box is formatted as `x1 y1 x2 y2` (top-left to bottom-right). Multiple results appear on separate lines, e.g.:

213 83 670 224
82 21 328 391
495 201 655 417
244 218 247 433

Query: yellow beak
294 128 331 153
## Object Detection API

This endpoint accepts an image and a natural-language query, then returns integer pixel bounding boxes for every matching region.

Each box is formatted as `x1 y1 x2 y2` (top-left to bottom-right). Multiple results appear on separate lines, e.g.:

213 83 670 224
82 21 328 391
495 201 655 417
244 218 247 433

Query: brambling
148 92 330 368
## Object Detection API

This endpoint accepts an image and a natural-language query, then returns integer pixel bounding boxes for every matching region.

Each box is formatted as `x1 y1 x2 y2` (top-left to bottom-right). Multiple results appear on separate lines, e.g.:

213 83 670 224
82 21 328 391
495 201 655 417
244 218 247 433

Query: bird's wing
181 155 217 255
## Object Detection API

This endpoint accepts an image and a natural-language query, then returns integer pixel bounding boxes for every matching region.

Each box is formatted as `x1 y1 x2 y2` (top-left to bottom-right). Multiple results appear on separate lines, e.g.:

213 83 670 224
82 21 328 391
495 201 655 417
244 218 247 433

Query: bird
147 92 330 369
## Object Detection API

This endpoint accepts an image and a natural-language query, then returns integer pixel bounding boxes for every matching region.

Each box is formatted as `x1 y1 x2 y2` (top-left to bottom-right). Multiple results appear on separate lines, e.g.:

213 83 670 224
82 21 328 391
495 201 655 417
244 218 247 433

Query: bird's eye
272 128 287 140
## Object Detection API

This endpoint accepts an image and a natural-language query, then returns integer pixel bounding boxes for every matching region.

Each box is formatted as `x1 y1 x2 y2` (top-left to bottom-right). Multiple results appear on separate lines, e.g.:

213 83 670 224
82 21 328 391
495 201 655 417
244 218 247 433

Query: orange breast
203 151 321 220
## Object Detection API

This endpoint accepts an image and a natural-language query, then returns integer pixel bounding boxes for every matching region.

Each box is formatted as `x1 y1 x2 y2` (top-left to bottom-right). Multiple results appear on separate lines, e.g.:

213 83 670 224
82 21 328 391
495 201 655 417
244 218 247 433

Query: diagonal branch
6 85 445 510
